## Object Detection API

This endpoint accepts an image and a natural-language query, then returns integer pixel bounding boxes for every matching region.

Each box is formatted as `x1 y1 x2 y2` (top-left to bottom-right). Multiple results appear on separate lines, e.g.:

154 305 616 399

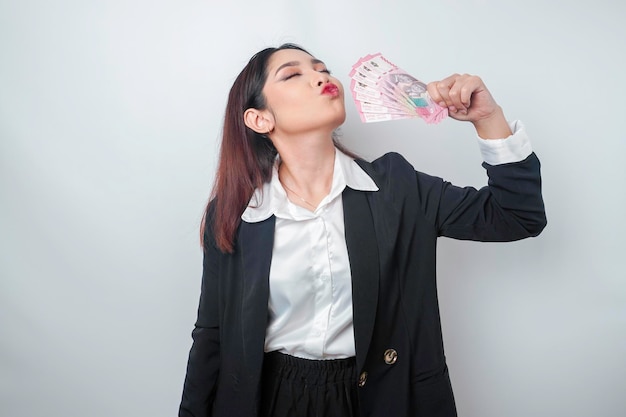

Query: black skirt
260 351 360 417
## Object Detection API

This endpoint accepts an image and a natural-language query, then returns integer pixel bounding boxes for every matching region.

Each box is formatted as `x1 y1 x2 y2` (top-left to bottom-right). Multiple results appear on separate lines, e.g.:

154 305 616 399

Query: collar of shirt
241 149 379 223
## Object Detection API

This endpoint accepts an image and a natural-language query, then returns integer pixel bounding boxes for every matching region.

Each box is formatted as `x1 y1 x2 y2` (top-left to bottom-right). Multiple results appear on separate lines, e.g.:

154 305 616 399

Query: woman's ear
243 108 274 135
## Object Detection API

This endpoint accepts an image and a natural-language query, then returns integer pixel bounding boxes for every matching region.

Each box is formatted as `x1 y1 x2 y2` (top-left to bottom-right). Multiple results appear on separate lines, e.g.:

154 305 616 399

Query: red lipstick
321 83 339 96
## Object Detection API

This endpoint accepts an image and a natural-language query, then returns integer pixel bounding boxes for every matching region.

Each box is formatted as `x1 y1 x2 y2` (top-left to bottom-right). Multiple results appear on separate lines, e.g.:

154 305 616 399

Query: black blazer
179 152 546 417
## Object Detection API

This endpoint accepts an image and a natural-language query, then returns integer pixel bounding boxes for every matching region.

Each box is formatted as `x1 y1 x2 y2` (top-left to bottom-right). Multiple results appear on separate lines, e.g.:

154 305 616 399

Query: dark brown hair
203 43 354 253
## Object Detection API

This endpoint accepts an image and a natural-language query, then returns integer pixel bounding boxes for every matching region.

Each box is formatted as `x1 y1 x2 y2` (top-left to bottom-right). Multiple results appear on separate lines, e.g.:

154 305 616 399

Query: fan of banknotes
349 53 448 124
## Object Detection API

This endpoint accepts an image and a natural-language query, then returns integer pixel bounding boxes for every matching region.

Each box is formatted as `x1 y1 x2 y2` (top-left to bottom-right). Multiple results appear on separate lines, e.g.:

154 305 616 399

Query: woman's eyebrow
274 58 326 76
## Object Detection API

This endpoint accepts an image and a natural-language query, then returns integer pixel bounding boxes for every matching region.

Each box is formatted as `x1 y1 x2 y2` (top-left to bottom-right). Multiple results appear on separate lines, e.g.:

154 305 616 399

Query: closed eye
282 72 301 81
281 68 331 80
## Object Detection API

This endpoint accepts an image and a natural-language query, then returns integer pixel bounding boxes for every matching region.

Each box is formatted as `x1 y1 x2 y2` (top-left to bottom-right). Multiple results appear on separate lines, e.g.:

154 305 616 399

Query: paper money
349 53 448 124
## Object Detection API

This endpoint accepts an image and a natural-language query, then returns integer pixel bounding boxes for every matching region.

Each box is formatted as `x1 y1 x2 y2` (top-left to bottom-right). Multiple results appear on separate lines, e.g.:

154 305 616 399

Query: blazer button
383 349 398 365
358 371 368 387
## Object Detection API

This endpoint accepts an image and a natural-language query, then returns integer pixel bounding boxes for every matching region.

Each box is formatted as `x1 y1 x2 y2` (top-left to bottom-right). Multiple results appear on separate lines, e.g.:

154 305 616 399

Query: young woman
179 44 546 417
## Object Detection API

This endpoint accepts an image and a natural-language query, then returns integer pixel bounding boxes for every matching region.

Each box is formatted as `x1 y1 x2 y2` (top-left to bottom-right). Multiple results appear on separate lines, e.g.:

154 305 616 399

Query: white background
1 1 624 416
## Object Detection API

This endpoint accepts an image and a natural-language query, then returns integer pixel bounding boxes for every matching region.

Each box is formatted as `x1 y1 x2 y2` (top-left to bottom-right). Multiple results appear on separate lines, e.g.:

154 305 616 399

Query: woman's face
261 48 346 136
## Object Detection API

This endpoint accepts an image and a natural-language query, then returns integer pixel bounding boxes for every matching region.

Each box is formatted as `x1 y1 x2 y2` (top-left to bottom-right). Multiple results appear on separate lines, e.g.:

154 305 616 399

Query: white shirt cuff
477 120 533 165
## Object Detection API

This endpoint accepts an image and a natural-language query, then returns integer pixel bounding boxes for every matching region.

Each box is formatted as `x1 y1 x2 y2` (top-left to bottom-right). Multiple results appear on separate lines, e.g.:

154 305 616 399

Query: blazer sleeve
179 224 221 417
416 152 547 241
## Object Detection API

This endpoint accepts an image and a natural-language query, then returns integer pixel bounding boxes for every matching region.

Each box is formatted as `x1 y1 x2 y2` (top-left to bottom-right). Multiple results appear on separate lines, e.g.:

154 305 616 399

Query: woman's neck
274 133 336 210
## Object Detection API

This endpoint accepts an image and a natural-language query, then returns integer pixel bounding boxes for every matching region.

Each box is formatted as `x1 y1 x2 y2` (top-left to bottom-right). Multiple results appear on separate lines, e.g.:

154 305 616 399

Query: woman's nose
313 72 330 86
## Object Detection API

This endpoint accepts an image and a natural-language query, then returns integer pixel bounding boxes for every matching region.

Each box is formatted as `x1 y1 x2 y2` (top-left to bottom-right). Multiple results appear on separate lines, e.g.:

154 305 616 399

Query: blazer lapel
239 216 275 371
343 187 380 372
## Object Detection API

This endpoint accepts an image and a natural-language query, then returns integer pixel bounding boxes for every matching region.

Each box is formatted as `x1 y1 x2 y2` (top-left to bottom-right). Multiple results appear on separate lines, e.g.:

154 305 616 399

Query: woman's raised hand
427 74 512 139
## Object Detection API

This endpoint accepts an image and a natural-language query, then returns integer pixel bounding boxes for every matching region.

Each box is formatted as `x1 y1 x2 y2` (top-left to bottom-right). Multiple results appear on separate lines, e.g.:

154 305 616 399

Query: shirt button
383 349 398 365
358 371 368 387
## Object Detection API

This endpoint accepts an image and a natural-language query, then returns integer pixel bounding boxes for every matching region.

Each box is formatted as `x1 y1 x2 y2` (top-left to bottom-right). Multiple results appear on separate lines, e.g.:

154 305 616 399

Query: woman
179 44 546 417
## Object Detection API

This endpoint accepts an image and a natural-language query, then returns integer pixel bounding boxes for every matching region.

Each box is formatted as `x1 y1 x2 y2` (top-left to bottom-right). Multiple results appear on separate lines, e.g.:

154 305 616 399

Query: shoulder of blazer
200 199 219 253
354 152 418 194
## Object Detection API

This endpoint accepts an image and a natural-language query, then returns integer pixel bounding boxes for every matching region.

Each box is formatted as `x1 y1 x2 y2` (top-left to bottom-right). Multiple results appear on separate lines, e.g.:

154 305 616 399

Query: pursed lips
321 83 339 96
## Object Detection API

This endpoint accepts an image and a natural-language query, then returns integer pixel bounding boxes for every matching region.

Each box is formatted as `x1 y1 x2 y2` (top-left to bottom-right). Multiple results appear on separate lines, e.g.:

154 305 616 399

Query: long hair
202 43 355 253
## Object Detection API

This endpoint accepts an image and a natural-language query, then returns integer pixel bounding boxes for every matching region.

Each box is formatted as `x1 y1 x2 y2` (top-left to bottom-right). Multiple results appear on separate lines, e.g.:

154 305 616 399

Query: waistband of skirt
264 351 356 371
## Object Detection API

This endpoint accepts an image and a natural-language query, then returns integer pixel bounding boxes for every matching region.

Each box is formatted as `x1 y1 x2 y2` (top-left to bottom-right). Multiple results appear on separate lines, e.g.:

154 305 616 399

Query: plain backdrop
1 1 625 416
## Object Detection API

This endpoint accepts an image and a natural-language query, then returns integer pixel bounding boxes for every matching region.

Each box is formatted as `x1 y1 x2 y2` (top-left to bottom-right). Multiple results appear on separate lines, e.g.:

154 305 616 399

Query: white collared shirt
241 121 531 360
242 150 378 359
